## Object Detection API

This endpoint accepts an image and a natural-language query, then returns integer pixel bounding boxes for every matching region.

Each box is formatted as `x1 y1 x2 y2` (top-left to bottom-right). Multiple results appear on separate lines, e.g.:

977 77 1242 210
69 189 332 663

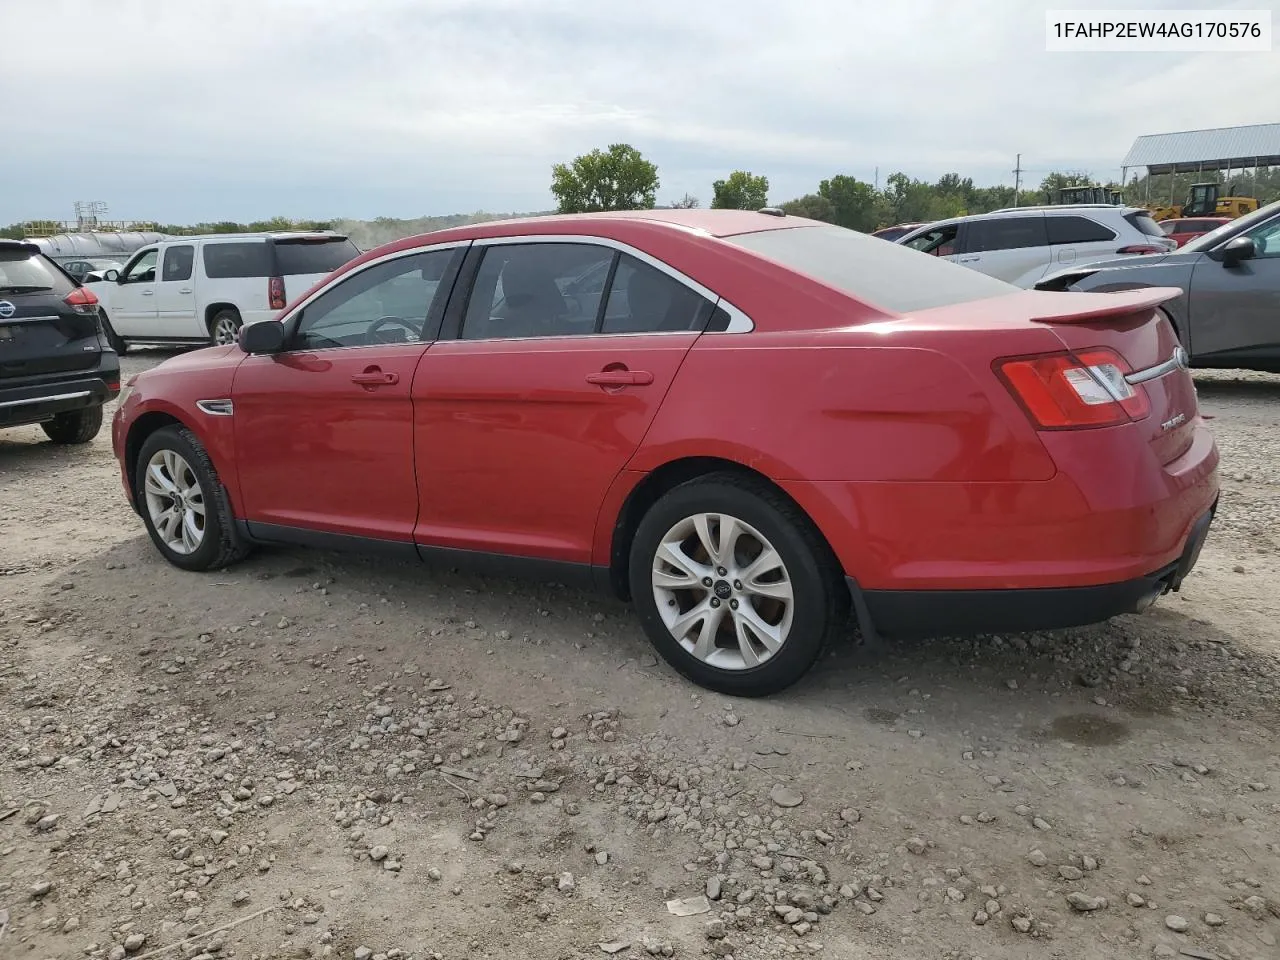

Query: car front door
231 245 465 543
155 244 200 338
959 214 1050 286
109 247 159 334
412 239 719 563
903 223 962 264
1187 213 1280 367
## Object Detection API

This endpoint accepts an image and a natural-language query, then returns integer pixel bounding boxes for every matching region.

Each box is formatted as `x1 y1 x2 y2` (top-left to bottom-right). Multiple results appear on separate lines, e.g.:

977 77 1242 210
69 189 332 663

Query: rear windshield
0 249 75 296
725 224 1017 313
1124 211 1167 238
272 237 360 276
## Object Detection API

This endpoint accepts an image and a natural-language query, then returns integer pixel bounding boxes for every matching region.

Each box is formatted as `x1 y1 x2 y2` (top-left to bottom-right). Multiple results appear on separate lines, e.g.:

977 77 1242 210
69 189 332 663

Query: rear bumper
852 500 1216 639
0 360 120 428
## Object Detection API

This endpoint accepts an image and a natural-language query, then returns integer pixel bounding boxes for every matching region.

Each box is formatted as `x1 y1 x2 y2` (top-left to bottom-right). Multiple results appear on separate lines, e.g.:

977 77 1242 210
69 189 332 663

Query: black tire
100 311 128 355
41 405 104 444
135 425 252 571
628 472 849 697
209 309 242 347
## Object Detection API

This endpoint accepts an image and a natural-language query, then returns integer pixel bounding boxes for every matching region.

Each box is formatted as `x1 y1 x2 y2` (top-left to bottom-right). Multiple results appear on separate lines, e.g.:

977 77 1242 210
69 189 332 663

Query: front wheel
209 309 242 346
135 425 252 571
628 473 848 697
42 405 104 444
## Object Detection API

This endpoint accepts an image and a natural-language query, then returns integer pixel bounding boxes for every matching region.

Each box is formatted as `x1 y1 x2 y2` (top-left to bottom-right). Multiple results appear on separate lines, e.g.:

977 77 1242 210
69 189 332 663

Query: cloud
1 0 1276 223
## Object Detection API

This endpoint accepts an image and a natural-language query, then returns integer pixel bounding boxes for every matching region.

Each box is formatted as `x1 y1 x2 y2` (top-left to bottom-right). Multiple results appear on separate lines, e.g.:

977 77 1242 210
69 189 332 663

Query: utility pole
874 167 879 191
1013 154 1023 207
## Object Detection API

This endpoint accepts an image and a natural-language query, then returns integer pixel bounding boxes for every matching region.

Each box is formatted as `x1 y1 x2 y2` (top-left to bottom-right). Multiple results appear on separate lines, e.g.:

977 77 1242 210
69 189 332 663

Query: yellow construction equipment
1146 183 1259 221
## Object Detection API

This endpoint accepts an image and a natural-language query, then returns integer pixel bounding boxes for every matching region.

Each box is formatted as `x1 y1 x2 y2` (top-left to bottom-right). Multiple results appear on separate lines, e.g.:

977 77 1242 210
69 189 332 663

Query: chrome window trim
470 234 755 334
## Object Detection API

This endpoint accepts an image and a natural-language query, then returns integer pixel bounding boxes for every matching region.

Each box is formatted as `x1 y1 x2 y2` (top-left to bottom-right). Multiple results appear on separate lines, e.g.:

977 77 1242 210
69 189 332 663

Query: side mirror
1214 235 1257 267
103 269 120 282
238 320 286 354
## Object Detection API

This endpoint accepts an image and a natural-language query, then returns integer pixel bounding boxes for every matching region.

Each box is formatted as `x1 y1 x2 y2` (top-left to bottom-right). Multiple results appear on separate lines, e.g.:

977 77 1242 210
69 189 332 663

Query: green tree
779 194 835 221
669 193 700 209
711 171 769 210
550 144 659 213
817 175 878 231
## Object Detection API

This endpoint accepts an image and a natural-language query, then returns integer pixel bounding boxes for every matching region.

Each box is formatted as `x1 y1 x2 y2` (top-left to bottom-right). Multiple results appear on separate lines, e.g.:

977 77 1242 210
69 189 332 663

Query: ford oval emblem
0 300 15 319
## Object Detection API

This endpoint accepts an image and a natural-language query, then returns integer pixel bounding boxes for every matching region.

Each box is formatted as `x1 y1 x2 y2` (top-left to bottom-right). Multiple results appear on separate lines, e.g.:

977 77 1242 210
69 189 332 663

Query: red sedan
112 209 1219 696
1161 216 1231 248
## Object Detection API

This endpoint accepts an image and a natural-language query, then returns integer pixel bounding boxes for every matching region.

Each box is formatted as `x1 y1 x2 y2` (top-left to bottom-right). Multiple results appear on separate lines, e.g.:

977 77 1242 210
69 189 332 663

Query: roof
454 209 809 239
153 231 346 243
1121 122 1280 175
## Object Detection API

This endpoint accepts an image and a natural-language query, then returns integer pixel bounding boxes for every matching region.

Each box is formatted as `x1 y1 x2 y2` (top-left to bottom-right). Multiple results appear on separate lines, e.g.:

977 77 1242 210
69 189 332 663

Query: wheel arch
603 455 843 602
204 302 242 331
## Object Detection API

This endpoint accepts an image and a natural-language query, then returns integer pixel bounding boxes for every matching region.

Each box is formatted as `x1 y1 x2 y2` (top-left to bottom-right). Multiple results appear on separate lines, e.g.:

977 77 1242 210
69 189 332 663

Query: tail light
1116 244 1168 255
996 348 1150 429
268 276 286 311
64 286 99 315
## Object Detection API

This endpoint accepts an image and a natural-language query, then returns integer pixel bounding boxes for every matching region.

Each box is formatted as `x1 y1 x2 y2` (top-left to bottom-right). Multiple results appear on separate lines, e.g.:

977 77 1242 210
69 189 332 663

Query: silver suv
895 205 1176 288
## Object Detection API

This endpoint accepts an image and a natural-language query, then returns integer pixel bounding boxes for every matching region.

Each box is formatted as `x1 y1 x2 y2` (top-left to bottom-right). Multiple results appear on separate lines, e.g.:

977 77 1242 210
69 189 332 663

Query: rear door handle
351 369 399 386
178 287 193 294
141 289 154 295
957 255 980 263
587 370 654 387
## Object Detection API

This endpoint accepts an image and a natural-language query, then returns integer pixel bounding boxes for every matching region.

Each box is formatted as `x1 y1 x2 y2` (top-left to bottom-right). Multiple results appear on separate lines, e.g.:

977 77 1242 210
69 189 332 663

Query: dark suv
0 240 119 443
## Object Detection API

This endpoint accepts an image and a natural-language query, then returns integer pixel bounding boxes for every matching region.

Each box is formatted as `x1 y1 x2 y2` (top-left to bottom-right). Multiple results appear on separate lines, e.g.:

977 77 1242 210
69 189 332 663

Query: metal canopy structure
1121 122 1280 175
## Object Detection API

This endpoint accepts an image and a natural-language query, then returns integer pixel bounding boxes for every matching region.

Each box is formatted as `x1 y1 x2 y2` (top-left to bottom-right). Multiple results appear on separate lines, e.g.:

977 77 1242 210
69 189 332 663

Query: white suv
895 205 1175 288
86 232 360 352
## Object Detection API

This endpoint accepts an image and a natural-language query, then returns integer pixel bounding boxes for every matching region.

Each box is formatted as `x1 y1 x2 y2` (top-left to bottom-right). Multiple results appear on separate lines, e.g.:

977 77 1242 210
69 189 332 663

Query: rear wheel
136 425 251 571
100 311 128 355
42 405 104 444
209 309 242 346
628 473 848 697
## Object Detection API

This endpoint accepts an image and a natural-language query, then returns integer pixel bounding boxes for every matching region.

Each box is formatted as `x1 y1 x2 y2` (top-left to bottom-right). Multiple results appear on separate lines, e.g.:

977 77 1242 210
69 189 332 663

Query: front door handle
957 255 980 263
587 369 654 387
351 368 399 386
178 287 193 294
141 289 155 295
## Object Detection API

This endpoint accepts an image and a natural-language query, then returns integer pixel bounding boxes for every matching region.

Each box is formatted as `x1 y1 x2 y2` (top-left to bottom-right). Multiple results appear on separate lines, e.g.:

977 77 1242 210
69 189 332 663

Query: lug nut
710 598 721 608
733 580 742 590
717 566 728 576
702 577 713 587
729 599 739 610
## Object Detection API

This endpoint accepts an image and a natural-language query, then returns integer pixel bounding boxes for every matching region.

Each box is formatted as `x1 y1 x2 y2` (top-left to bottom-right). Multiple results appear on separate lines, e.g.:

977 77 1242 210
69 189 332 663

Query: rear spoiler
1028 286 1183 324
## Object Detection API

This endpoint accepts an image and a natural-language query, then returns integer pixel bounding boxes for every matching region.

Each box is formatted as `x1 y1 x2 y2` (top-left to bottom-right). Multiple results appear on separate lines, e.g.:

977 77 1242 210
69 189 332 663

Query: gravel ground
2 351 1279 960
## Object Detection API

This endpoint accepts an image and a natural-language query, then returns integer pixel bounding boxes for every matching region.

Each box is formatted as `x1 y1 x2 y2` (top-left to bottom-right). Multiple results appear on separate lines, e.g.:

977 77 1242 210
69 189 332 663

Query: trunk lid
0 246 103 380
1027 287 1197 464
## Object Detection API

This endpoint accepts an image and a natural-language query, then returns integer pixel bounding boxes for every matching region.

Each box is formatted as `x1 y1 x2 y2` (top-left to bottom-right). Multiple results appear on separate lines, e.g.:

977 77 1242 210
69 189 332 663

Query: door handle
141 289 155 295
179 288 193 294
587 369 654 387
957 255 980 263
351 369 399 386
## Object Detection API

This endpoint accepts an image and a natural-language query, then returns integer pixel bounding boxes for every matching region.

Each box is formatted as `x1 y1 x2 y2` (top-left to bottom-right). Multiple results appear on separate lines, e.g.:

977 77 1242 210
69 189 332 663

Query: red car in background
1161 216 1231 248
871 222 924 242
112 210 1218 697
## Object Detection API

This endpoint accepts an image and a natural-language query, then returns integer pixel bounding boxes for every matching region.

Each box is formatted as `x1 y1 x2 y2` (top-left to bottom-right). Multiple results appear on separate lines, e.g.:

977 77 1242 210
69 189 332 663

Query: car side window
966 216 1048 253
120 249 158 284
600 254 715 334
291 249 454 350
1045 216 1116 245
904 225 959 257
162 245 195 282
461 243 613 340
1244 218 1280 258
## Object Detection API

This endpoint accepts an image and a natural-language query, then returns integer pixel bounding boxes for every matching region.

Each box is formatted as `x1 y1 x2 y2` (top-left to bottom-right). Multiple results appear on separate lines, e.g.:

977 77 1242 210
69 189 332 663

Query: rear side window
601 254 715 334
727 224 1017 313
461 243 615 340
0 249 75 295
202 242 271 278
272 238 361 276
162 245 195 282
1046 216 1116 244
966 216 1048 252
1124 211 1167 238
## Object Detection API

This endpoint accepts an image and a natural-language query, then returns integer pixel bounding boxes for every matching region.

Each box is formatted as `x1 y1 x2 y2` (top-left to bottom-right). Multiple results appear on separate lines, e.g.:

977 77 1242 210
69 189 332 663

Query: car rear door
0 246 103 388
1046 214 1119 268
1185 212 1280 368
107 247 160 335
231 245 466 543
154 243 201 337
412 239 719 563
958 214 1051 286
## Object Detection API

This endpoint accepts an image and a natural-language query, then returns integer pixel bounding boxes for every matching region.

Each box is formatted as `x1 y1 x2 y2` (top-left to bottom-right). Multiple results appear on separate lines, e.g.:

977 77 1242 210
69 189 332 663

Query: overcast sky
2 0 1276 225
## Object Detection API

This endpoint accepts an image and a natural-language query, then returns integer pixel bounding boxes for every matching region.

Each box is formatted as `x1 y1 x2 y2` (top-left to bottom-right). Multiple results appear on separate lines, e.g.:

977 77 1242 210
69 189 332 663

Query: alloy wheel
143 449 206 555
651 512 794 670
212 316 240 345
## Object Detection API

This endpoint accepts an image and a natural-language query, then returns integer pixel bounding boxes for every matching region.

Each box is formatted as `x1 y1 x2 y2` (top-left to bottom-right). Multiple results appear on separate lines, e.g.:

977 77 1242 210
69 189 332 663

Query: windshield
1182 200 1280 253
726 223 1017 313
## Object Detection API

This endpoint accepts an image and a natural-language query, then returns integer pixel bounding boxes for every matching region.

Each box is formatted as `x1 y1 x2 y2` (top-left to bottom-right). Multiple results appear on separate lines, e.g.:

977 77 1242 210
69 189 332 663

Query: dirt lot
3 351 1280 960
